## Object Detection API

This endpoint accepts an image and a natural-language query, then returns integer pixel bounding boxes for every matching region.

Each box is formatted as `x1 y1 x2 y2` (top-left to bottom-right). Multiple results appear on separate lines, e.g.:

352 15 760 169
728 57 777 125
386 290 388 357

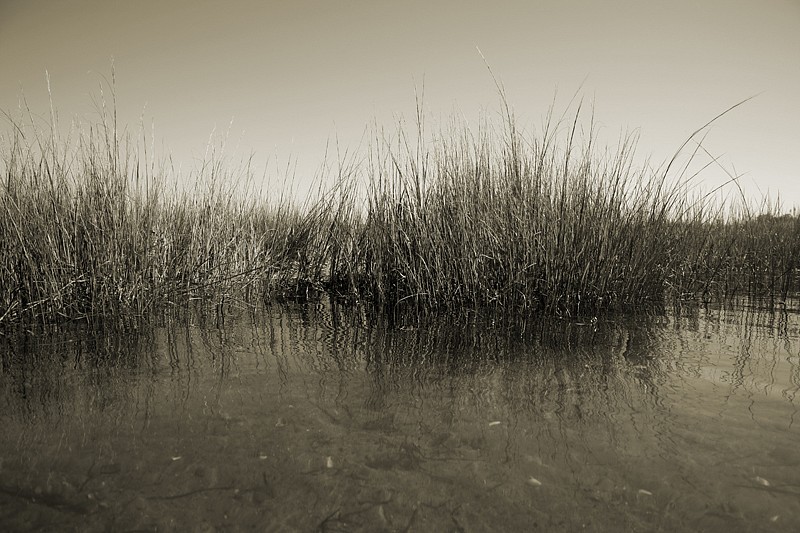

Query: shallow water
1 300 799 532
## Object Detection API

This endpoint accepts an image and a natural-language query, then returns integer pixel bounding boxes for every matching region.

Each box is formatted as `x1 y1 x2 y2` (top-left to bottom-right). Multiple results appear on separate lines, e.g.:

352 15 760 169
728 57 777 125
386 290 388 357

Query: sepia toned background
2 0 798 207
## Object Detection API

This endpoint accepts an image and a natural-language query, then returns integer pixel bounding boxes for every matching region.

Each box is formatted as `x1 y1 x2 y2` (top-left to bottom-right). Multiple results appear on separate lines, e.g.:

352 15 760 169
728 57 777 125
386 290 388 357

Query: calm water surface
1 300 799 532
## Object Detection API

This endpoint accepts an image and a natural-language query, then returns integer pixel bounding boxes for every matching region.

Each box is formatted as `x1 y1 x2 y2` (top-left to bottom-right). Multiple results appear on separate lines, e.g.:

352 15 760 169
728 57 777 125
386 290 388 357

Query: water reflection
1 299 799 531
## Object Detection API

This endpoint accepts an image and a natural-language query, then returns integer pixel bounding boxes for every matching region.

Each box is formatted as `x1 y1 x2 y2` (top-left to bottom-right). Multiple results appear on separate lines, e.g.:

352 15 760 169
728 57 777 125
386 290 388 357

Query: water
1 300 799 532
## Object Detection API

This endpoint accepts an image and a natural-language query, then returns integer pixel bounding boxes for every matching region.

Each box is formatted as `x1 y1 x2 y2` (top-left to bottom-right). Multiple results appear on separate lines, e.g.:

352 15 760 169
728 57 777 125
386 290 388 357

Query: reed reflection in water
1 299 798 531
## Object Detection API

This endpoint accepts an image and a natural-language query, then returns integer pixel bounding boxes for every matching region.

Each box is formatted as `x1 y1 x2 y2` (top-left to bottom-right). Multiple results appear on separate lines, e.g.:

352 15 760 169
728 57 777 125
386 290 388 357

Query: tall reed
0 98 315 325
1 94 797 327
322 102 798 316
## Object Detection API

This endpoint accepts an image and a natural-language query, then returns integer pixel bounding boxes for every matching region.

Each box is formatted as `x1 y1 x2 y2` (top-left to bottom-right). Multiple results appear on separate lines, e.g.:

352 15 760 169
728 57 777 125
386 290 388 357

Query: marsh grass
319 98 799 316
0 96 314 325
1 92 798 327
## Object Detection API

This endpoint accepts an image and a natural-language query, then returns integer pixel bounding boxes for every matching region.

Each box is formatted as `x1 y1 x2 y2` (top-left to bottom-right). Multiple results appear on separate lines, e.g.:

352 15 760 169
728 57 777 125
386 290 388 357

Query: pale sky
1 0 799 208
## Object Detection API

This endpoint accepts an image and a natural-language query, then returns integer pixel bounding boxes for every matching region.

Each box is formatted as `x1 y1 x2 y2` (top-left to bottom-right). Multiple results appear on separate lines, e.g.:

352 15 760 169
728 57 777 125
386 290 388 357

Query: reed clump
1 96 797 327
322 105 799 316
0 102 320 325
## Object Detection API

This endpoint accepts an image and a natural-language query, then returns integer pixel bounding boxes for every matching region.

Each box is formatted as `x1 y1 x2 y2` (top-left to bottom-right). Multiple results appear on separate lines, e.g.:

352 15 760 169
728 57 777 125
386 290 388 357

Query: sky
1 0 799 209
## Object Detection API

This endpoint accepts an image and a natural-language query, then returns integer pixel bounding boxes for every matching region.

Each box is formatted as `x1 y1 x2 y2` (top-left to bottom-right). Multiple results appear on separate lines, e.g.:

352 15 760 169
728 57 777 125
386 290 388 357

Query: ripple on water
1 301 799 531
